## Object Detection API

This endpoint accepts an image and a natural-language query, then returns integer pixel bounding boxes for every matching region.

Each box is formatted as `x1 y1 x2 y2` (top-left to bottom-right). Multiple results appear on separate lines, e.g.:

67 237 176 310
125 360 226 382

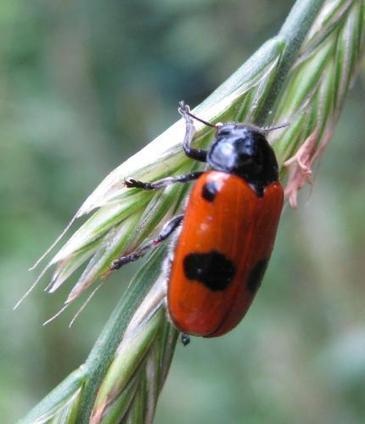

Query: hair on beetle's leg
110 214 184 271
180 333 191 346
125 171 203 191
178 101 209 162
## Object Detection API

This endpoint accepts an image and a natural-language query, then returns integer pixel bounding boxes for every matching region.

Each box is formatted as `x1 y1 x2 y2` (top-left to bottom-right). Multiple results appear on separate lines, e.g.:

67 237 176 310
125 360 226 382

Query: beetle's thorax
206 123 279 196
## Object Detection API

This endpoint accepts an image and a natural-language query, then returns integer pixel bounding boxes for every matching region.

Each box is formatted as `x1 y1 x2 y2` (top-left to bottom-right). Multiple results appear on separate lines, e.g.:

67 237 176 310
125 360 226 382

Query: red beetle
111 102 283 342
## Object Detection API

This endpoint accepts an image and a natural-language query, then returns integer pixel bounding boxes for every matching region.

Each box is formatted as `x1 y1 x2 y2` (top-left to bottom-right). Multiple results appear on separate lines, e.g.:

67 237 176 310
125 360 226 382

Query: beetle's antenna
178 101 216 128
263 122 290 133
185 111 217 128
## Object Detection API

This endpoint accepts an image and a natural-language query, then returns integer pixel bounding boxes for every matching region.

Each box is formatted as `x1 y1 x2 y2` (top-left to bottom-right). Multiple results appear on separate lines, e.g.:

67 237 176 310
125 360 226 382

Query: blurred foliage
1 0 365 423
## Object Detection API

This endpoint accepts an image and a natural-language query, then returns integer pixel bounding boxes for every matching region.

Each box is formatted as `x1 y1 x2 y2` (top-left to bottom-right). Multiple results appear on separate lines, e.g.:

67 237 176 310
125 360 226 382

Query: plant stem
76 1 324 422
255 0 326 125
77 248 166 423
20 369 86 423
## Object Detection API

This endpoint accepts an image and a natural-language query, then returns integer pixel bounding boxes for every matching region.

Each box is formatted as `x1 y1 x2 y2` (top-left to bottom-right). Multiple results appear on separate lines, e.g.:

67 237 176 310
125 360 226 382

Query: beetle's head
208 124 270 178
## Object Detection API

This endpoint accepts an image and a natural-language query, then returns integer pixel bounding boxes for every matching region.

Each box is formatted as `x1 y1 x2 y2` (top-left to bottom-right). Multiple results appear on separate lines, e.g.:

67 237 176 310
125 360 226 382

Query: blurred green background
1 1 365 422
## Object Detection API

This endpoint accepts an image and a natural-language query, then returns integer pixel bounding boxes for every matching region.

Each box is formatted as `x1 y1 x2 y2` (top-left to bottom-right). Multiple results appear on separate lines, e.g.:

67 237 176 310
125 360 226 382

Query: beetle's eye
217 129 231 137
217 124 236 137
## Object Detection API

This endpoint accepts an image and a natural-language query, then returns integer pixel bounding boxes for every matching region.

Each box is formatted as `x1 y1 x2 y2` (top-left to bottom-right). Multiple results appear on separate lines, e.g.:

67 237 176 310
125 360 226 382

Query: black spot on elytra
183 251 236 291
201 181 219 202
247 258 269 294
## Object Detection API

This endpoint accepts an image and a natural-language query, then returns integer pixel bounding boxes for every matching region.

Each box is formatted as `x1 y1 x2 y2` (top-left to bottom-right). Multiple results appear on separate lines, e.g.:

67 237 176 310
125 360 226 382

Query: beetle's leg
178 101 210 162
180 333 191 346
125 102 214 191
125 171 203 190
111 214 183 270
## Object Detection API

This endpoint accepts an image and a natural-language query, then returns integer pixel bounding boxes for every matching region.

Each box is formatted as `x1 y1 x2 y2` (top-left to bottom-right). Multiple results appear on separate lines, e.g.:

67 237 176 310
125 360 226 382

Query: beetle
111 101 284 340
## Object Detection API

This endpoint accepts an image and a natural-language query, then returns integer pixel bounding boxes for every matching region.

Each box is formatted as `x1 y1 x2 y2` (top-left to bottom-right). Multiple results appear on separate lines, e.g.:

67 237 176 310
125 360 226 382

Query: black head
207 123 279 196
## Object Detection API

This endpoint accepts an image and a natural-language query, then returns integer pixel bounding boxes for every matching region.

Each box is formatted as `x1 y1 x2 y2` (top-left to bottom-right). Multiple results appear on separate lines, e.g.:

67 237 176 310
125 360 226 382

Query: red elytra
167 171 283 337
